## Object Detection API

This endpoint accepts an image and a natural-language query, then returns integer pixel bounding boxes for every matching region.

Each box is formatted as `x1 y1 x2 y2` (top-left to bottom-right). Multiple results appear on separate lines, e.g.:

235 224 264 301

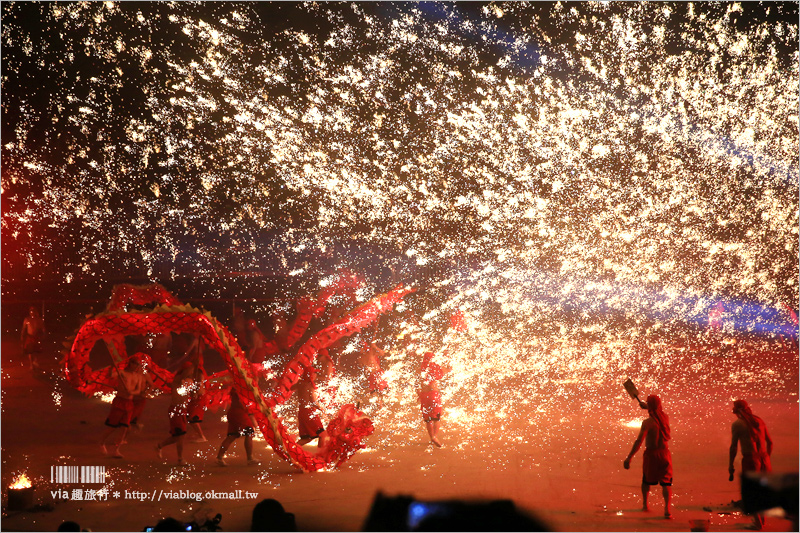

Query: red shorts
419 390 442 422
742 452 771 473
643 448 673 486
187 397 205 423
298 406 324 439
227 405 253 437
105 397 134 428
168 405 188 436
130 396 147 424
23 336 43 354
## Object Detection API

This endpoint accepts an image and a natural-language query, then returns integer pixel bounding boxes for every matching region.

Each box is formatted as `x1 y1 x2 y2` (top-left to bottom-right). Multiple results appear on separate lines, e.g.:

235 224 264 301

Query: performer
21 305 45 369
246 319 269 363
217 389 259 466
708 302 725 331
156 362 195 465
623 395 673 519
781 302 798 350
231 306 250 354
294 373 324 445
729 400 773 530
357 340 388 411
271 311 290 351
130 365 155 431
418 351 449 448
101 357 146 458
186 340 208 442
149 331 172 368
316 348 338 411
366 341 388 393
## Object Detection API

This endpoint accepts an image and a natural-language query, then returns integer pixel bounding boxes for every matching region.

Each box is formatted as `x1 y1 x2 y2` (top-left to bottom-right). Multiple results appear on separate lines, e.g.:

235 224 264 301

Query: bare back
642 417 667 450
732 418 768 455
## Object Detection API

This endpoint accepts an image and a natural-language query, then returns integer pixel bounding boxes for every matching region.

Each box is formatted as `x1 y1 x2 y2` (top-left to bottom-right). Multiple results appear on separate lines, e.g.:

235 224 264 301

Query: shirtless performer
358 340 388 411
186 378 208 442
419 351 449 448
156 362 196 465
729 399 773 530
150 332 172 368
21 306 45 369
130 365 155 431
246 319 268 363
623 395 673 519
216 389 259 466
294 373 324 445
101 357 146 458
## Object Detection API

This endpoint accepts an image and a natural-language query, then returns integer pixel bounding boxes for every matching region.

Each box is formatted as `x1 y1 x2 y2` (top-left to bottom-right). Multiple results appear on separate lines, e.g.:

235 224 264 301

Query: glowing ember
96 392 115 404
9 473 32 490
0 3 796 435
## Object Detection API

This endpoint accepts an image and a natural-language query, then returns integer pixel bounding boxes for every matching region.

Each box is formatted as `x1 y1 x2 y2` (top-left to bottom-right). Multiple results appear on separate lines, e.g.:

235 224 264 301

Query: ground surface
1 335 797 532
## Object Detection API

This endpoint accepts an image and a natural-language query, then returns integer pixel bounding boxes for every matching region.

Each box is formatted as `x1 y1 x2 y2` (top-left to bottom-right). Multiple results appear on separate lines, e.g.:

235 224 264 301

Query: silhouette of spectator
251 498 297 532
56 521 81 532
362 492 549 531
153 517 187 531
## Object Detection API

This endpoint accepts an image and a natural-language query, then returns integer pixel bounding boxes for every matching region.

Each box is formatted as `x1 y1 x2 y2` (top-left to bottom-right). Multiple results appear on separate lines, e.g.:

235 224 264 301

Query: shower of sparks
96 392 116 404
52 390 63 408
1 2 798 441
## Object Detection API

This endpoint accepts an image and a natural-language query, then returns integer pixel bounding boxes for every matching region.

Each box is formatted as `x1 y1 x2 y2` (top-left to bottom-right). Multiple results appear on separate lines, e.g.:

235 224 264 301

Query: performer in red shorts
729 399 773 530
624 395 673 519
357 340 388 412
186 340 208 442
130 396 147 429
216 389 259 466
293 372 324 445
101 357 146 458
130 365 155 431
186 393 207 441
419 351 449 448
20 305 45 369
156 362 195 465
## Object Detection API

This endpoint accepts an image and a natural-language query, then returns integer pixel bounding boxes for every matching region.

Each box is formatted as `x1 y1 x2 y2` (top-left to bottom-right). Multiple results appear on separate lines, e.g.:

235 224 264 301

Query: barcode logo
51 466 106 484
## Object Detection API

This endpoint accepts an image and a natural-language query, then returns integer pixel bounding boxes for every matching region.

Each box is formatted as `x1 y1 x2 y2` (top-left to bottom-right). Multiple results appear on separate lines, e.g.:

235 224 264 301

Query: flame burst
9 473 32 490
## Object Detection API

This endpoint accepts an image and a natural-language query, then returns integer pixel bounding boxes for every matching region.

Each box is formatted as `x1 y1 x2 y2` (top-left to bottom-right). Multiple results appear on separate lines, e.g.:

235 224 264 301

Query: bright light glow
9 473 32 490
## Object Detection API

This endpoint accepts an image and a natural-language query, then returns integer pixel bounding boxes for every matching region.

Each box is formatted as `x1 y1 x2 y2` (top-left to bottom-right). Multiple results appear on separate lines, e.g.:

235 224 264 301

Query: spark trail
2 2 797 435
